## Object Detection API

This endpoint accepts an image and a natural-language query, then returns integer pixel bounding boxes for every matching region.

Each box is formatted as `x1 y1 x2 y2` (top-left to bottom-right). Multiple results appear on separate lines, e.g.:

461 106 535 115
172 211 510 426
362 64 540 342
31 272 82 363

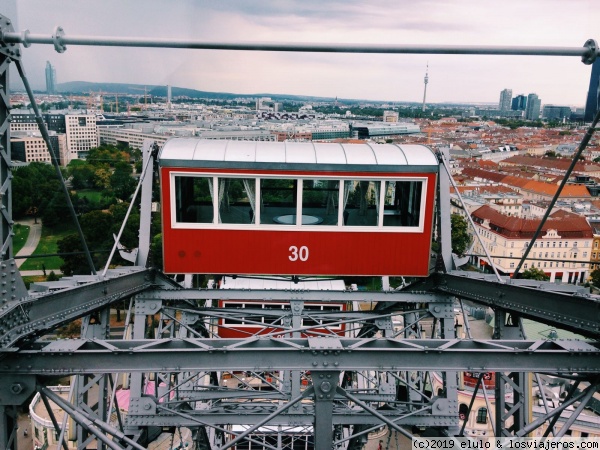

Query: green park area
19 224 75 272
13 222 30 255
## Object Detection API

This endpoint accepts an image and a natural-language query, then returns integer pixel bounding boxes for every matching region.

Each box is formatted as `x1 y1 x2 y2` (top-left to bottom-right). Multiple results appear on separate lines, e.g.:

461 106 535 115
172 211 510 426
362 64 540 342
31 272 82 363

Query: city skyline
5 0 599 107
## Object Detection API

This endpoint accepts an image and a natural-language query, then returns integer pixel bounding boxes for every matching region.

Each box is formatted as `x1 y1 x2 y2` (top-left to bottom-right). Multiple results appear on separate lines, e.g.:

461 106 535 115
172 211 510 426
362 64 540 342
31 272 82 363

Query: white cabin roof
219 276 346 291
159 138 438 169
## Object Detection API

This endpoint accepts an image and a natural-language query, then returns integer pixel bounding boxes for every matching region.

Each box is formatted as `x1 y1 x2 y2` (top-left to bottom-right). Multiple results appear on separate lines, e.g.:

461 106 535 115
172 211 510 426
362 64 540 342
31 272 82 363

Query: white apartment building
470 205 593 284
11 132 68 165
65 114 99 160
98 125 169 150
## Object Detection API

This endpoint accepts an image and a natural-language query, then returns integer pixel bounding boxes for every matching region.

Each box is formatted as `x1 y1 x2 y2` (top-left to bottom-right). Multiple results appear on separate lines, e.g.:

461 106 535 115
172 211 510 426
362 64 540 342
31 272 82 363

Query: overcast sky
5 0 599 107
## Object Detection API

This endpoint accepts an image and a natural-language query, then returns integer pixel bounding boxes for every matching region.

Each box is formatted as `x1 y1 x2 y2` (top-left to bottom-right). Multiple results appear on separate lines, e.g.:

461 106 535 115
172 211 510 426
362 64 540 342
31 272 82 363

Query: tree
519 267 549 281
451 214 471 256
151 233 163 269
13 163 61 220
109 202 140 249
80 210 114 250
57 233 91 276
46 271 60 282
590 268 600 287
110 161 137 201
68 159 95 189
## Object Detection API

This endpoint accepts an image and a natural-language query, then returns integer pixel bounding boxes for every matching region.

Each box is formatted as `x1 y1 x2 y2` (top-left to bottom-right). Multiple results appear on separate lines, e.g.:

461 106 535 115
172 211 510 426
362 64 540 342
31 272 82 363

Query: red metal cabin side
159 139 438 277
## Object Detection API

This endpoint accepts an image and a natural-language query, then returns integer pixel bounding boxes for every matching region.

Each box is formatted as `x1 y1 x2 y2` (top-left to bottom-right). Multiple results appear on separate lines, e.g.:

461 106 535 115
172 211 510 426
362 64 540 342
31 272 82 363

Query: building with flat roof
511 94 527 111
542 105 572 120
499 88 512 111
525 93 542 120
65 114 99 160
350 122 419 139
11 131 67 165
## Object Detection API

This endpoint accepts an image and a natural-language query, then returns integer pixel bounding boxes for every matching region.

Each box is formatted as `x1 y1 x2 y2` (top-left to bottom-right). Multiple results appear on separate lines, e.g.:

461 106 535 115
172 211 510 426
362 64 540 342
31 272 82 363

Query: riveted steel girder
437 271 600 338
1 337 599 375
0 267 157 348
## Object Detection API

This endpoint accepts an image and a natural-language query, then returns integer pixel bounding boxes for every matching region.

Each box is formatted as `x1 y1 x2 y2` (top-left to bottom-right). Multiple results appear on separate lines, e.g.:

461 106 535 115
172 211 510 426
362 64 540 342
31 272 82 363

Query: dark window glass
302 179 339 225
476 407 488 424
383 180 423 227
174 176 214 223
260 178 297 225
218 178 256 224
342 180 379 226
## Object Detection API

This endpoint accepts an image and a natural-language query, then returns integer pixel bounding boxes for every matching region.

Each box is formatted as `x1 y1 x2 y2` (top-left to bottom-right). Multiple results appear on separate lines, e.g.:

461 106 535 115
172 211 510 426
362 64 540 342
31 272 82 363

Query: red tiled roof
471 205 592 239
460 167 505 183
501 155 600 173
520 180 591 198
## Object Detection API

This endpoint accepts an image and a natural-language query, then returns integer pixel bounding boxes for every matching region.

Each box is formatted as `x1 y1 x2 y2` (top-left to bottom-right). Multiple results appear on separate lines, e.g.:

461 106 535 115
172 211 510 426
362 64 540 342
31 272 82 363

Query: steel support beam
2 337 599 374
124 410 456 427
0 267 158 348
437 271 600 338
313 371 340 450
142 288 446 303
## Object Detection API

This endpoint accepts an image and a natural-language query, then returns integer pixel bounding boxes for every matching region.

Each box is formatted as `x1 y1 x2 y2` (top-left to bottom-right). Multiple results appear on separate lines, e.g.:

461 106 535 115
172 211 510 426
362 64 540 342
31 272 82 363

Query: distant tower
499 89 512 111
511 94 527 111
167 85 172 109
525 93 541 120
45 61 56 94
422 64 429 112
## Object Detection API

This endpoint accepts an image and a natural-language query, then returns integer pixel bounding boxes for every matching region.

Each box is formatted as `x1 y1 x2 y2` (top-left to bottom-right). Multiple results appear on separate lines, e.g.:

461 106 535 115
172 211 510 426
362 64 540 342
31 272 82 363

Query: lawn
13 223 30 255
20 224 75 271
77 189 103 203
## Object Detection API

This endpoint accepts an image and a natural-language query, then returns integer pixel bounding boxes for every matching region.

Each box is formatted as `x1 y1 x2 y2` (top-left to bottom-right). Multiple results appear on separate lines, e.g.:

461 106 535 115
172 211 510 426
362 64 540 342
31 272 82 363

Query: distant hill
55 81 350 104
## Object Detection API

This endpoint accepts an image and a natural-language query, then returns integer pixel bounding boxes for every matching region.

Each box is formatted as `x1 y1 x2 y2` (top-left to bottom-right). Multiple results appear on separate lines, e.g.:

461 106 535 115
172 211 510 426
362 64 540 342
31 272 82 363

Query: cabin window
174 175 214 223
302 179 339 225
260 178 298 225
218 178 256 224
172 173 425 229
382 180 422 227
343 180 380 227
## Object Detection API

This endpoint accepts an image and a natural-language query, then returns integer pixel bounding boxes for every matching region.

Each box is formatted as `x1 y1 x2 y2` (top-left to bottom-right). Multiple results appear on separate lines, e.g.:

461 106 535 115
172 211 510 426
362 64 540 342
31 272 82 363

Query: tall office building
511 94 527 111
584 59 600 122
45 61 56 94
499 89 512 111
525 93 541 120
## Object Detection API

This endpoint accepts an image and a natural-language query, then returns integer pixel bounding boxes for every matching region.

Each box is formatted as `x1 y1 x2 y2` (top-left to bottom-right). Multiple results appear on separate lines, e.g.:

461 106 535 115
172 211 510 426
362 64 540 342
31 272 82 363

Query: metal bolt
10 383 23 394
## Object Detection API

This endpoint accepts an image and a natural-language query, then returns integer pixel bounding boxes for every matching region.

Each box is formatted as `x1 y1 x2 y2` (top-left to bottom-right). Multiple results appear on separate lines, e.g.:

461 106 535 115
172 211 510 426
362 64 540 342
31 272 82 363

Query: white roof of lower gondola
158 138 438 171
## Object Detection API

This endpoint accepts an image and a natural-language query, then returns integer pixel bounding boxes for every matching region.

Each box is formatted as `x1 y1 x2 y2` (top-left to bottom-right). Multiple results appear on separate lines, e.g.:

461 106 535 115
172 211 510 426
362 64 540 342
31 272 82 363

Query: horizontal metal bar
142 288 446 303
3 337 599 374
2 31 597 58
126 409 453 427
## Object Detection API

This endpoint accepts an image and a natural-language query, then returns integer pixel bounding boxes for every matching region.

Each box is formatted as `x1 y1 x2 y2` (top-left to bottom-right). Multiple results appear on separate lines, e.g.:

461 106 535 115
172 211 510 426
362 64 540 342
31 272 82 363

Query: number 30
289 245 309 262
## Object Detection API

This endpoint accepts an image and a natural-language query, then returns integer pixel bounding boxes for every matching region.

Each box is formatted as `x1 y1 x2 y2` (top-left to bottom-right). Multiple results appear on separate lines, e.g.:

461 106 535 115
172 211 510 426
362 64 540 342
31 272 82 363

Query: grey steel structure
1 14 600 449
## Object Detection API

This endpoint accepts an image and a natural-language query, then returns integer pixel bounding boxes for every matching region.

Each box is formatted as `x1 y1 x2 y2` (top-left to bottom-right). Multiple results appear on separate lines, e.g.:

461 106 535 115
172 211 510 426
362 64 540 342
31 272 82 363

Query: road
15 218 42 268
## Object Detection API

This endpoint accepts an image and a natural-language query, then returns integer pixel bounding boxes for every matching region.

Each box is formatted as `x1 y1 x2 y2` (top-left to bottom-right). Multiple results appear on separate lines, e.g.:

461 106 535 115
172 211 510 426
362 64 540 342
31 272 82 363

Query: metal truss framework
1 14 600 449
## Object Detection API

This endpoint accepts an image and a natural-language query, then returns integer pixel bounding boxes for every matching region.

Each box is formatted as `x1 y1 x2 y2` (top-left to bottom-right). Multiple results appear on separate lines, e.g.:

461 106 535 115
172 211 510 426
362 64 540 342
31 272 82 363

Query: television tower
422 63 429 112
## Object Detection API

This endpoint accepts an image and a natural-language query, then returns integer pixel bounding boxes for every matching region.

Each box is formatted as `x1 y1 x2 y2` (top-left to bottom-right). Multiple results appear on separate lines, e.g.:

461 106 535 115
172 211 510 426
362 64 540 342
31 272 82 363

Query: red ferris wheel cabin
158 139 438 276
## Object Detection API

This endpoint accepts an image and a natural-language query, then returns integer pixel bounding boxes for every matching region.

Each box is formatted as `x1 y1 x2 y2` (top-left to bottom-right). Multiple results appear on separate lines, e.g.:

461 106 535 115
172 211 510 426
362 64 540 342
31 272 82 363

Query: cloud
7 0 598 106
